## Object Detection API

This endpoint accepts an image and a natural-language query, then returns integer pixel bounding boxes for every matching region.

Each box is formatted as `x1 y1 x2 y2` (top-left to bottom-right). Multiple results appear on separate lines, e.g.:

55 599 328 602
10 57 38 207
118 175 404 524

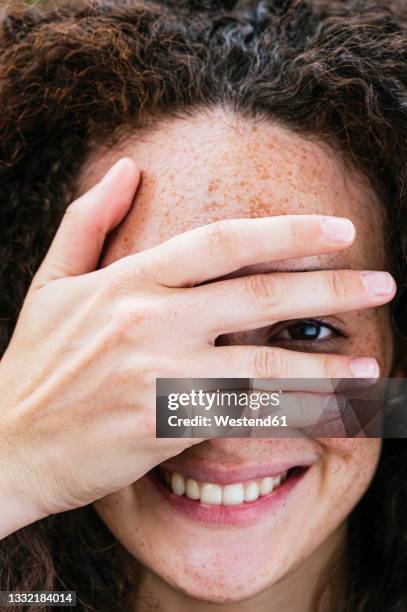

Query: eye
267 318 345 351
276 320 334 342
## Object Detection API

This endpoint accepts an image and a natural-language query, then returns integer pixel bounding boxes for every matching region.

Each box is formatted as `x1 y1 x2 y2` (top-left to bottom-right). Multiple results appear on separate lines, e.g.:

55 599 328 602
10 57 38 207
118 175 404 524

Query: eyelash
267 318 347 351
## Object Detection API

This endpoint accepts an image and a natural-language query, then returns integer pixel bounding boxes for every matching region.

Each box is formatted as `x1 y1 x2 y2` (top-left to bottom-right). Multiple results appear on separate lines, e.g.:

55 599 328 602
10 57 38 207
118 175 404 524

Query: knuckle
289 218 305 243
326 270 347 302
97 262 152 299
125 411 156 447
102 269 138 297
131 354 178 391
134 358 162 386
320 353 337 378
207 220 238 255
245 274 272 302
252 347 287 378
110 256 153 288
245 274 282 312
118 355 163 398
96 271 121 299
110 299 157 336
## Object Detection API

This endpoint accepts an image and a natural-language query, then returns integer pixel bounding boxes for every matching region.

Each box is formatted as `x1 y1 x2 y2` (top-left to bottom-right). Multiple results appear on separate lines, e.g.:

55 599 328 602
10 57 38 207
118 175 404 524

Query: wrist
0 482 47 539
0 384 48 538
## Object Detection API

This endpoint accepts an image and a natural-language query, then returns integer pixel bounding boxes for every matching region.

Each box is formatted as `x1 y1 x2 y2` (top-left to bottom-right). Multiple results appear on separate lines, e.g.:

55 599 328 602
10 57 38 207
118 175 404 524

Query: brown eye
277 321 334 342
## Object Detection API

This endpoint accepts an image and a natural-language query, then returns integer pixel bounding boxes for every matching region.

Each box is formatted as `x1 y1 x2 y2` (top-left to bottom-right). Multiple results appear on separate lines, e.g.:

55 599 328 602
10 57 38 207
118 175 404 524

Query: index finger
32 158 140 289
137 215 355 287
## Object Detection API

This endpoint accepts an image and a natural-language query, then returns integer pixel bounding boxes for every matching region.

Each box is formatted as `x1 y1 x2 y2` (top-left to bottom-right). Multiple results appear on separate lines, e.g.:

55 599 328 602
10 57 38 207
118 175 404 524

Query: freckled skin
78 110 396 611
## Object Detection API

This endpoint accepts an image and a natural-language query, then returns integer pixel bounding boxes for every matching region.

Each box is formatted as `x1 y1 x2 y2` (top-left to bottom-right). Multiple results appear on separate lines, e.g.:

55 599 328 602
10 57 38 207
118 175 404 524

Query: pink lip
160 457 315 484
148 466 309 526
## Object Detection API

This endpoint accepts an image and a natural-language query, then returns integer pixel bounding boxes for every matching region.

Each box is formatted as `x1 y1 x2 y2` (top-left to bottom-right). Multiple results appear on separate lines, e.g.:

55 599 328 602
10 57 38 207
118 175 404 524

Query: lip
148 464 310 526
160 456 315 485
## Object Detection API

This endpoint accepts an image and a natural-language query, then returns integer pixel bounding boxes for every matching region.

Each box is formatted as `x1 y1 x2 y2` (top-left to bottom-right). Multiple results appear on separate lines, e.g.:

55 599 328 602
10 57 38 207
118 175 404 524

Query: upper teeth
162 470 287 506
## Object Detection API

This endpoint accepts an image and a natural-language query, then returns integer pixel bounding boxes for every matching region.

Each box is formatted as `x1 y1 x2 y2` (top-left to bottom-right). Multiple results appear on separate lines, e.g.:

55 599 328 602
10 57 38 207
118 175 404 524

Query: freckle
208 179 221 193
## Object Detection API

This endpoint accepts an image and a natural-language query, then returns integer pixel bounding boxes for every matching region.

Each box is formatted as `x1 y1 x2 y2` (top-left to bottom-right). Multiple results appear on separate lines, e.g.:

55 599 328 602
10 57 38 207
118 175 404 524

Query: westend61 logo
156 378 407 439
162 388 287 432
167 389 281 411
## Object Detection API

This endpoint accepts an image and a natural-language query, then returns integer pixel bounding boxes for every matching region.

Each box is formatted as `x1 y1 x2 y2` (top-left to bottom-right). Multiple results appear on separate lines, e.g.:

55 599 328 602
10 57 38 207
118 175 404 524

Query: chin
97 465 327 597
94 439 381 605
162 572 274 605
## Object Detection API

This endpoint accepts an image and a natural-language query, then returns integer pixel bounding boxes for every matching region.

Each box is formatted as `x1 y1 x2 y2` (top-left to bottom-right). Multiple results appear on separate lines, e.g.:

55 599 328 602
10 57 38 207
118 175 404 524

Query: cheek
318 438 381 507
346 308 394 375
93 440 381 603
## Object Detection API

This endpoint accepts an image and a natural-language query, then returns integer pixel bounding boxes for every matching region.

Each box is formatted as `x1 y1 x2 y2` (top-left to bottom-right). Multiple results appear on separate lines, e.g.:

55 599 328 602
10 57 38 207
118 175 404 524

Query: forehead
79 109 385 271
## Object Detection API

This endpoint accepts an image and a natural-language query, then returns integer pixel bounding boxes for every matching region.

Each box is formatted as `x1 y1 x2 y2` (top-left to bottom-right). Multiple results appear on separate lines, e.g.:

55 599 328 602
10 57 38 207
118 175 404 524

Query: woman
0 0 406 610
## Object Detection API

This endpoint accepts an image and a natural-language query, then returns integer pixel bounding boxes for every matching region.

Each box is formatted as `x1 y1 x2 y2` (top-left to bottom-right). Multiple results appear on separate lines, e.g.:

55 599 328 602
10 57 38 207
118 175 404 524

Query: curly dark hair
0 0 406 610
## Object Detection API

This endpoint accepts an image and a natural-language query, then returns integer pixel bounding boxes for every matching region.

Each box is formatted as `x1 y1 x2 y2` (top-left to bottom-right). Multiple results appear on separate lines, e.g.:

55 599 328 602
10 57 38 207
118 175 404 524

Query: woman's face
80 111 393 605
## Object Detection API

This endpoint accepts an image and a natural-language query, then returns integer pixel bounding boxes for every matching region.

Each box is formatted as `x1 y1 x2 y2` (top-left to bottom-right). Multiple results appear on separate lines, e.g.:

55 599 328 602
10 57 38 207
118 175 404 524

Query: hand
0 158 396 539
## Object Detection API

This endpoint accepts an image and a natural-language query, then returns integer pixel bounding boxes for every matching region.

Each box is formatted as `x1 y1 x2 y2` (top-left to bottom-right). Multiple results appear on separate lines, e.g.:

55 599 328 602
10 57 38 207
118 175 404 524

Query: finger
268 392 349 429
204 346 380 379
32 158 140 288
133 215 355 287
233 392 348 431
180 269 396 335
251 377 376 394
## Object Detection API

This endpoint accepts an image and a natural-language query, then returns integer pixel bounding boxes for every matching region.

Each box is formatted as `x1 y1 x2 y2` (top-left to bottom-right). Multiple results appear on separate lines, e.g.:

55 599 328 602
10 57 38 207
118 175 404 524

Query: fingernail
349 357 379 379
322 218 355 242
361 271 394 296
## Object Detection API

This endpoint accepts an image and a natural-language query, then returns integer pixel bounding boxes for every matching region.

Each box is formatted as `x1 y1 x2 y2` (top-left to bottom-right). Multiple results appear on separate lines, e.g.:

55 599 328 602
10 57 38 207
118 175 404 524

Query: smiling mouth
156 466 306 507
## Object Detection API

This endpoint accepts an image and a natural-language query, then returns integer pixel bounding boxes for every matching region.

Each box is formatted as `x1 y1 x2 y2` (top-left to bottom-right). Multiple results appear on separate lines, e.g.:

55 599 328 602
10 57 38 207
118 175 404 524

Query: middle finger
178 269 396 337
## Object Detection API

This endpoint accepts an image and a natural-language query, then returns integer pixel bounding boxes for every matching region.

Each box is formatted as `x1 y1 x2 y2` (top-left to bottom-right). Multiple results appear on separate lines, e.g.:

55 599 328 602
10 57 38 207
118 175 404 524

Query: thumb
32 158 140 289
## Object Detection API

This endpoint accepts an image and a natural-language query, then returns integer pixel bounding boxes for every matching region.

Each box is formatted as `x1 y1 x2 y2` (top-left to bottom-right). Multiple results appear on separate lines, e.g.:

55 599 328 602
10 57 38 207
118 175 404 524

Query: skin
73 111 394 610
0 110 397 611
